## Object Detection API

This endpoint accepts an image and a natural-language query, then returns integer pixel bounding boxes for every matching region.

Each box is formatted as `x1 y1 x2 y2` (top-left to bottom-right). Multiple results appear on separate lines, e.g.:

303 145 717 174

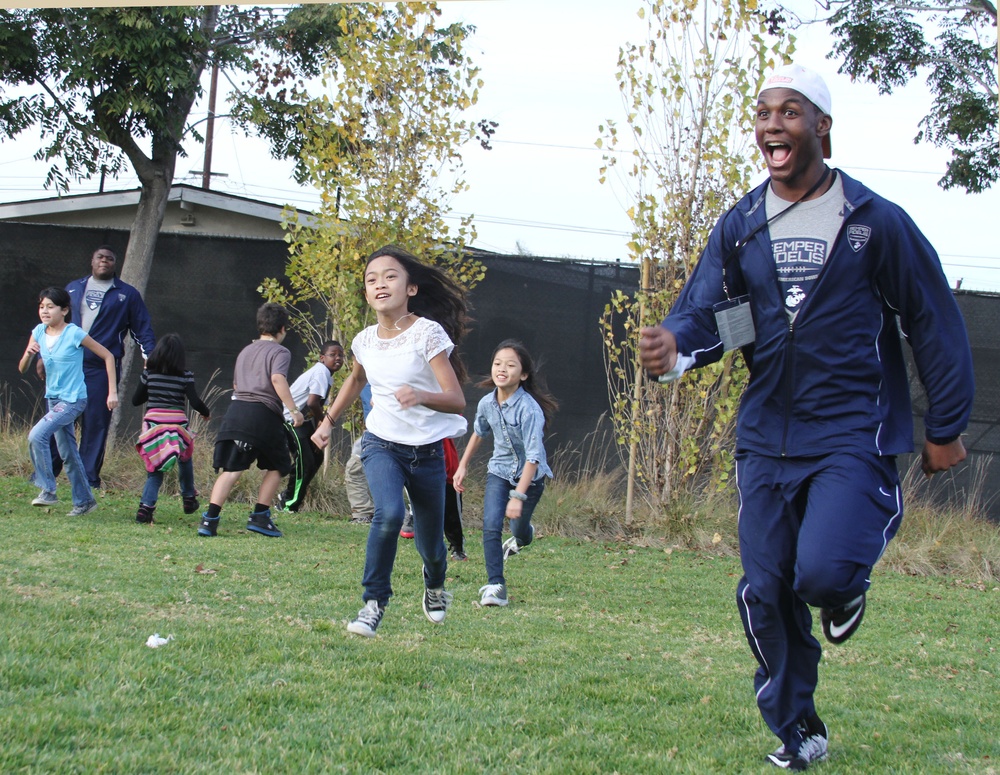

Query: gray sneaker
32 491 59 507
68 501 98 517
502 524 535 560
347 600 384 637
479 583 509 607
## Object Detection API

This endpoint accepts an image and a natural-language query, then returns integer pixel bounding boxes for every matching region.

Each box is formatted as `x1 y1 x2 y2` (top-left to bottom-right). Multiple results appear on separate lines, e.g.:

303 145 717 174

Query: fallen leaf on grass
194 564 216 575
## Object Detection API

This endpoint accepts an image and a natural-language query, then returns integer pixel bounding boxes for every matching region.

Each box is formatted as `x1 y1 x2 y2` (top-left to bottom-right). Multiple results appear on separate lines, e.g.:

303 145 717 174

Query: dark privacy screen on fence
1 222 996 518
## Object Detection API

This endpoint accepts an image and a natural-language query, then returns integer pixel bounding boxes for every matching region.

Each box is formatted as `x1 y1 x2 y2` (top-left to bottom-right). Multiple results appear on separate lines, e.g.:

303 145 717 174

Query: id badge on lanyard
713 295 755 351
713 168 831 353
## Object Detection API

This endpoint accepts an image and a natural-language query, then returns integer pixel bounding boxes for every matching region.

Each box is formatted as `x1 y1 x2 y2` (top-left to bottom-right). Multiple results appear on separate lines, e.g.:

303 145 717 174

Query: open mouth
766 142 791 164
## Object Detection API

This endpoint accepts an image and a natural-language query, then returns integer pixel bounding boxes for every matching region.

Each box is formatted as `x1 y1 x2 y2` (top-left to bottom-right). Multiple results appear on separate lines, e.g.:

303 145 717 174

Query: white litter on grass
145 633 174 648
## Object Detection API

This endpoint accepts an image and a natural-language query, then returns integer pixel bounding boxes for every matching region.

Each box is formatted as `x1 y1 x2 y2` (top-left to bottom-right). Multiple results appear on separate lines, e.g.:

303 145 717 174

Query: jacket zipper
780 320 795 457
774 192 856 456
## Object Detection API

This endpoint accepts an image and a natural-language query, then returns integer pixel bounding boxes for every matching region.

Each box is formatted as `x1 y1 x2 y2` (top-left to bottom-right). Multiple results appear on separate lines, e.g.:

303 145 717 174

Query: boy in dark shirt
198 303 304 538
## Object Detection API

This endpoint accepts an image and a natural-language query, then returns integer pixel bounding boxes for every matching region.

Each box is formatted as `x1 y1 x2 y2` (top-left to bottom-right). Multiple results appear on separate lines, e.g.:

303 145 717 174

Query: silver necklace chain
378 312 415 333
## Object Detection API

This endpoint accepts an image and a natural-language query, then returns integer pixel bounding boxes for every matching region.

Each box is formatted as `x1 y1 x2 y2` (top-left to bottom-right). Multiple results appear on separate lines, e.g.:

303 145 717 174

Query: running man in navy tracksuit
65 245 156 488
640 64 973 771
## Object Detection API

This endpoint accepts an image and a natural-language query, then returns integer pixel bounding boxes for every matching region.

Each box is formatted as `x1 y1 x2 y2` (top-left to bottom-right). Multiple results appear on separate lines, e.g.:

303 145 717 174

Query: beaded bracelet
508 490 527 502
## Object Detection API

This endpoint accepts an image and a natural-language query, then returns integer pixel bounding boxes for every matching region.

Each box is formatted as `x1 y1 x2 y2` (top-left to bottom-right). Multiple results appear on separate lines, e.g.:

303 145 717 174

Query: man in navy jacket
65 245 156 488
640 64 973 771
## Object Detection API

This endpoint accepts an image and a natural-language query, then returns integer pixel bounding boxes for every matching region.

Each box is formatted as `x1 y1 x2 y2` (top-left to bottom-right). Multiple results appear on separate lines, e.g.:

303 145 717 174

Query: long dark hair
477 339 558 425
39 287 71 322
146 333 186 377
365 245 470 383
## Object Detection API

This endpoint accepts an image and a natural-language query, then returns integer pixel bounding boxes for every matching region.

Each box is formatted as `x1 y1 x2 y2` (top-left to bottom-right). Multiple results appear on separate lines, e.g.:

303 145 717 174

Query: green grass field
1 473 998 774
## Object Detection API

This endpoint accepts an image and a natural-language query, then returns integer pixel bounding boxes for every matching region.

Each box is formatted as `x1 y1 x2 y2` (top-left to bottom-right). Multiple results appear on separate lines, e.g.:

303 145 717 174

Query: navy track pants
734 451 902 748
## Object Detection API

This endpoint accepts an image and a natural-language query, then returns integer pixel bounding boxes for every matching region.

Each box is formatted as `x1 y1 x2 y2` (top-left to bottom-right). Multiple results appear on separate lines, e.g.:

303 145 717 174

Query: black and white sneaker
821 593 866 644
422 586 453 624
767 715 828 770
347 600 384 637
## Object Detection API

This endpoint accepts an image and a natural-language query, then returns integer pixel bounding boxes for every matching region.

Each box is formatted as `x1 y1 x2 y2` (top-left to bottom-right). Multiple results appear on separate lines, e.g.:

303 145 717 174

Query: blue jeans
141 458 196 506
28 397 93 507
483 473 544 585
359 432 447 605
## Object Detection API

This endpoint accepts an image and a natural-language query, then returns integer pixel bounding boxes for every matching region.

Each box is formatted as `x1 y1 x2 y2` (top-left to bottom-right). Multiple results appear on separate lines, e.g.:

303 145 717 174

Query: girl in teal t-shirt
19 287 119 515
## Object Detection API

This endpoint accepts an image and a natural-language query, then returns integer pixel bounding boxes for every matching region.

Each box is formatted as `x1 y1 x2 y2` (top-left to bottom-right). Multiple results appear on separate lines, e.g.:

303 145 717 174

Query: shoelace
425 589 453 611
356 602 382 626
479 584 504 599
797 729 827 762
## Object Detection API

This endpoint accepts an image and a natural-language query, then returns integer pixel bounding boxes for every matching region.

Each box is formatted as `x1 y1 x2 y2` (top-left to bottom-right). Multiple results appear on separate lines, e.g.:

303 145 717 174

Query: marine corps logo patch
848 225 871 253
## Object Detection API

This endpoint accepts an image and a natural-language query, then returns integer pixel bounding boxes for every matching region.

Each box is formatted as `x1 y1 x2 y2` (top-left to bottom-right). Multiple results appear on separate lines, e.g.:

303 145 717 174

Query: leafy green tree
780 0 998 192
598 0 791 519
0 5 345 417
259 2 485 394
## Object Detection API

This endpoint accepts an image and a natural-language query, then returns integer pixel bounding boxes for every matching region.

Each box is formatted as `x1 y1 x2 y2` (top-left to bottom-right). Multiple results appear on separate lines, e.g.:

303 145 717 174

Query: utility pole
201 60 219 191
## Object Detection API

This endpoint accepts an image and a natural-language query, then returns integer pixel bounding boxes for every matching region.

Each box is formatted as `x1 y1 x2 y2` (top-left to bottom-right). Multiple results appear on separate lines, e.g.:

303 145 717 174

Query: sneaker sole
247 525 283 538
481 597 509 607
422 600 447 624
346 622 377 637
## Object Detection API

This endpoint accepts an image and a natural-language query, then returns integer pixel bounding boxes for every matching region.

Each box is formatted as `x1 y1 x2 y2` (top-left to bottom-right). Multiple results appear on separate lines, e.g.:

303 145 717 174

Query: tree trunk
107 166 174 450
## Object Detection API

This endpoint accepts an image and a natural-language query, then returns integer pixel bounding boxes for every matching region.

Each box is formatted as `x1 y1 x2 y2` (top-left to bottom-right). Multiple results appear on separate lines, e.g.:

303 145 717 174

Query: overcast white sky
1 1 997 291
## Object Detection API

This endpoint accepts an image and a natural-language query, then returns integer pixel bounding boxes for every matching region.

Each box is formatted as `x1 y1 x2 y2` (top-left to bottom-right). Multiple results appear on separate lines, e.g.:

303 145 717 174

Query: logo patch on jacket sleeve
847 225 871 253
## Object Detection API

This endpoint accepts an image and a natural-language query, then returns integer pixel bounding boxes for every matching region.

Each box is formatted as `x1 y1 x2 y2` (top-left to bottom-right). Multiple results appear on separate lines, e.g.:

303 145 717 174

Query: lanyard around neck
722 166 833 299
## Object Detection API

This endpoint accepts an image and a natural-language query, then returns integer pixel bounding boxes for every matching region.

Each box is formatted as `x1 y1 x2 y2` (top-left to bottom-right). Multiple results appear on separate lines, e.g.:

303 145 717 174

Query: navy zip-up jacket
663 171 974 458
66 275 156 371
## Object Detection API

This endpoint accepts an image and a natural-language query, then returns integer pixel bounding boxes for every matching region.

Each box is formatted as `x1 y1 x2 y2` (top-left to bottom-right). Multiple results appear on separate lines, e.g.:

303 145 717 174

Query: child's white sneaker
479 583 509 607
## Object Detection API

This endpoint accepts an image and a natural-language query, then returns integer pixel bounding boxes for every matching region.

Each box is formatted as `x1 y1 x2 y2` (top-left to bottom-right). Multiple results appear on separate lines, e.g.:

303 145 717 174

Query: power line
491 139 955 177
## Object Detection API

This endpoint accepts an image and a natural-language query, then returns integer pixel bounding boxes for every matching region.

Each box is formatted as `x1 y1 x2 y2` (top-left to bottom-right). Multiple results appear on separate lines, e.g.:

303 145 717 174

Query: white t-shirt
352 316 467 446
284 360 333 422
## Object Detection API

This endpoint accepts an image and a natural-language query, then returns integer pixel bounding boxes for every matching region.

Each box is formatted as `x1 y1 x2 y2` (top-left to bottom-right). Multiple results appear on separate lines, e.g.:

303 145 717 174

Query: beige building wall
8 200 290 240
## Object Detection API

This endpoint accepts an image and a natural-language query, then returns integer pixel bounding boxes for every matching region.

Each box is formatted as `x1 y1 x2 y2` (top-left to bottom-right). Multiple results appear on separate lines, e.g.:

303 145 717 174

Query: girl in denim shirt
453 339 558 608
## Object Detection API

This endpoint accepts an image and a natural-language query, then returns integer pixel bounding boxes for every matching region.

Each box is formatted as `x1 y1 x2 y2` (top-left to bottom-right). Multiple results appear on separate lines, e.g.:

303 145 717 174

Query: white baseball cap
758 64 833 158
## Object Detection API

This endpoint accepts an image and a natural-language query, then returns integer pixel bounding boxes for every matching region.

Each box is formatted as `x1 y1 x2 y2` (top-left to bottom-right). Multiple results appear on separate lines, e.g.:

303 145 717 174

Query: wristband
508 490 527 502
325 413 336 425
926 433 960 446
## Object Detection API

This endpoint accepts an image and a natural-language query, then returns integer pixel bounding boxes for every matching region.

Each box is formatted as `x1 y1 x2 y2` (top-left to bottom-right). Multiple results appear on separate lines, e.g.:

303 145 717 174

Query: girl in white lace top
312 245 469 637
